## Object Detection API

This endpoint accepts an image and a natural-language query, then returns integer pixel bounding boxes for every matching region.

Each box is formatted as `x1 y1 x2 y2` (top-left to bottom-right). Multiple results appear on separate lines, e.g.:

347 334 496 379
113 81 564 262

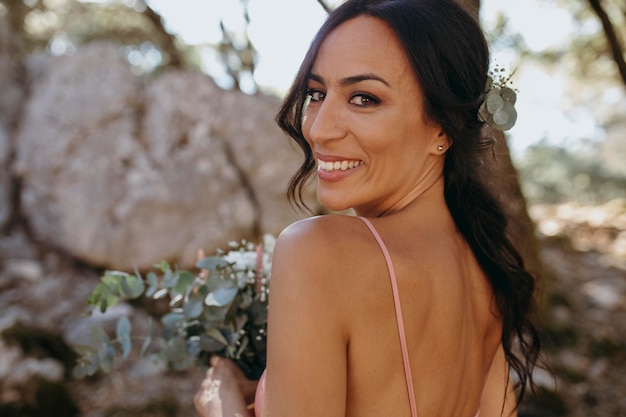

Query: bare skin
195 15 517 417
194 356 257 417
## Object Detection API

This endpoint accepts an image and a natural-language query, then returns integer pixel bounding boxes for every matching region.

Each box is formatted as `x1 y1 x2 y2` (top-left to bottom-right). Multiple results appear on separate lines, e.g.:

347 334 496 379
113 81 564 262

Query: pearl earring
437 145 444 151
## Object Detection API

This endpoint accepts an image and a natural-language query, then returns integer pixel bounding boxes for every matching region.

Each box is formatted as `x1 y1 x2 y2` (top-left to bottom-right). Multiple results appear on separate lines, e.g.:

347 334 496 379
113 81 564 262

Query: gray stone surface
0 20 23 230
14 43 313 270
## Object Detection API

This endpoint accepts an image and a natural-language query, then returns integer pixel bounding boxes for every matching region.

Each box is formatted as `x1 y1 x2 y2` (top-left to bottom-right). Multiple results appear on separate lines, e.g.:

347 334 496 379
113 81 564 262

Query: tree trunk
587 0 626 86
462 0 549 309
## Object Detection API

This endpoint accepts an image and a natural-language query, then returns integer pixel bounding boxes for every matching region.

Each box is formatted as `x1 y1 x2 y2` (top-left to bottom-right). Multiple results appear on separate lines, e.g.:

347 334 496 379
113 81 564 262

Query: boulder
15 43 314 270
0 19 24 230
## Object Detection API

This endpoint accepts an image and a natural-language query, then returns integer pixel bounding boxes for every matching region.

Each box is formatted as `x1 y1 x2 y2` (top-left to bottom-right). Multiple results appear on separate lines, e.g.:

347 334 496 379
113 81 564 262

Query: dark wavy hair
275 0 540 407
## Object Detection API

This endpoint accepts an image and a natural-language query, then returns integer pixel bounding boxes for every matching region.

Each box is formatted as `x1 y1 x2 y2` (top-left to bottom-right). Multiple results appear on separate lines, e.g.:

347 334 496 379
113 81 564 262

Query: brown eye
350 93 379 106
307 90 325 101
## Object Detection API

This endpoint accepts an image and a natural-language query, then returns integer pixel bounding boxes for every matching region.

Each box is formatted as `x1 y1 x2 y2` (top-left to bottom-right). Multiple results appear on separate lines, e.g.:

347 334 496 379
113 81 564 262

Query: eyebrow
308 72 390 87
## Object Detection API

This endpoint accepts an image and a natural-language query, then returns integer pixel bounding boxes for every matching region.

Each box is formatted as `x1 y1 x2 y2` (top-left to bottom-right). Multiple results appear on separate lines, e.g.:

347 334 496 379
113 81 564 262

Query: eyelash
351 92 380 106
307 89 325 102
305 89 380 107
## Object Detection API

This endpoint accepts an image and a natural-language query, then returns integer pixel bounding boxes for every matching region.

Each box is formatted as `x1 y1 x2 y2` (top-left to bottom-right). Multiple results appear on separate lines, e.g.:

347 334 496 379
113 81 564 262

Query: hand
194 356 259 417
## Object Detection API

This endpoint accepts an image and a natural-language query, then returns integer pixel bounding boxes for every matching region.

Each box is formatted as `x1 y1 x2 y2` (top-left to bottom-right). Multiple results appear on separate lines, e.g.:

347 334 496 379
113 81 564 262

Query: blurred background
0 0 624 416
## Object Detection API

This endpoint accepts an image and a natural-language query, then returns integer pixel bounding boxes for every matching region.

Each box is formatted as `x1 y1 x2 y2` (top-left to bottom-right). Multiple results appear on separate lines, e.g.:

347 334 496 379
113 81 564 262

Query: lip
315 153 363 182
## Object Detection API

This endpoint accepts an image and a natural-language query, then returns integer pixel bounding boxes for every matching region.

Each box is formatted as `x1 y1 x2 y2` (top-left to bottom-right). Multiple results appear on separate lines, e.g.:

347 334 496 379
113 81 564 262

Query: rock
15 43 312 270
0 19 24 230
3 258 43 282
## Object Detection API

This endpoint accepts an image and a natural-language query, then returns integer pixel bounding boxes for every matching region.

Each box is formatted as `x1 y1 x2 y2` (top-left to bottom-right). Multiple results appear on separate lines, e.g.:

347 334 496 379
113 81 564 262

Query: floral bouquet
73 234 275 380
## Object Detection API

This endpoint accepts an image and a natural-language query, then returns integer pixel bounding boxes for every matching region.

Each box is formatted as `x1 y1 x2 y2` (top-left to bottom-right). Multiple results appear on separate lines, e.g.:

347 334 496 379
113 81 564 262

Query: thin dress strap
357 216 418 417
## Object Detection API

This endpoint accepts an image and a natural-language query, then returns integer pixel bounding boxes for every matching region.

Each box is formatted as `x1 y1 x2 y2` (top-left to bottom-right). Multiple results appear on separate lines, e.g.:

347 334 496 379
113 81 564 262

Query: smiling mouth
317 159 363 172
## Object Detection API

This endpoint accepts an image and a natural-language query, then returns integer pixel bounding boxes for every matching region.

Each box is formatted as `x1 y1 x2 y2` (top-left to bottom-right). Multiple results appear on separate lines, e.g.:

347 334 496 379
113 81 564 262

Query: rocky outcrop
1 38 323 417
13 43 316 271
0 20 23 231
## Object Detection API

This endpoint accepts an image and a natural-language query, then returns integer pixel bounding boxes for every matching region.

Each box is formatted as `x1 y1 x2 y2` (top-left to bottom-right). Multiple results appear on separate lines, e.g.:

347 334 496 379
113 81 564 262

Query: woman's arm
478 344 518 417
261 218 353 417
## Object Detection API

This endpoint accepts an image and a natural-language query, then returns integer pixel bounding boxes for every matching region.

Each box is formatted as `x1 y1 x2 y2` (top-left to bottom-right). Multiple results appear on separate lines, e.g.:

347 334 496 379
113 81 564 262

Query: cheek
301 112 314 143
302 126 313 153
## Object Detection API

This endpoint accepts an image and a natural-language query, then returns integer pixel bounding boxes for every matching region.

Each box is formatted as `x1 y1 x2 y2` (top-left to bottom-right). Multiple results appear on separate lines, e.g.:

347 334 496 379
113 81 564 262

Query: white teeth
318 159 362 172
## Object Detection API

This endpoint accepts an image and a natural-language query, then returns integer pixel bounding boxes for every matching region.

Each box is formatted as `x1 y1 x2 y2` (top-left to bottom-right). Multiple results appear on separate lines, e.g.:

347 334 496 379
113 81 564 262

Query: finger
210 355 221 368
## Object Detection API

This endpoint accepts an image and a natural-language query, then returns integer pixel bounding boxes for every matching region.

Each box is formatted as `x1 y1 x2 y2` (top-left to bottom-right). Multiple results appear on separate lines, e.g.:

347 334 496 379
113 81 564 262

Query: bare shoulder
268 215 375 335
275 214 370 259
270 215 375 291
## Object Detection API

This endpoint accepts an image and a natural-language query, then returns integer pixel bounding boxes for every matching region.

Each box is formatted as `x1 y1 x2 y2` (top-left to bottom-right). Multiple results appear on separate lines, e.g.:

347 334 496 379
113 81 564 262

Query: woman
195 0 541 416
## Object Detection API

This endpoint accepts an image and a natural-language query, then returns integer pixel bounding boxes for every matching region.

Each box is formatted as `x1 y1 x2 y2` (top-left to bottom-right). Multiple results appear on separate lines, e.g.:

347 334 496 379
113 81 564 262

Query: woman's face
302 16 446 217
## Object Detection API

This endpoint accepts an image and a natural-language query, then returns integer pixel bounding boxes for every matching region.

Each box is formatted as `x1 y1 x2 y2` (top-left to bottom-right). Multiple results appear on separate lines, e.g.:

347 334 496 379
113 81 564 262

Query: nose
305 93 347 145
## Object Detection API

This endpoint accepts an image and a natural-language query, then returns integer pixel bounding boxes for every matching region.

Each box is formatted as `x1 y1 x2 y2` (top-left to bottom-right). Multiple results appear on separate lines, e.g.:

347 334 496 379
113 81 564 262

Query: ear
431 130 451 154
440 128 452 145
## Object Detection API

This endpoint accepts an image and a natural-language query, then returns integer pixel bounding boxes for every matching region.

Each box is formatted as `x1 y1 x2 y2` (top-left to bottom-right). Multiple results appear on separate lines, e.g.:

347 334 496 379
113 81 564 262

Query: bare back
262 203 511 417
342 212 502 417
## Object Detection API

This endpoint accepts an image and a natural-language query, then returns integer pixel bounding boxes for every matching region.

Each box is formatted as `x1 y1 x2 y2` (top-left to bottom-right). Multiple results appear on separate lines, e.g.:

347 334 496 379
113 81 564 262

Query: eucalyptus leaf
146 271 159 297
75 234 272 378
162 312 185 327
73 344 101 377
85 354 100 376
154 260 170 273
100 271 126 293
183 294 204 319
235 336 249 359
199 332 226 352
234 313 248 333
98 341 116 372
140 334 152 357
116 317 132 359
239 291 253 309
202 305 228 322
162 336 189 364
486 91 504 113
187 336 202 357
106 270 130 278
196 256 230 272
500 86 517 104
90 325 116 372
197 284 210 298
163 269 178 288
174 271 195 295
73 347 100 379
87 282 120 312
72 364 86 379
205 287 238 307
140 317 153 357
120 274 145 299
90 324 112 346
161 312 185 339
73 344 98 356
205 327 230 346
226 344 236 358
202 274 223 293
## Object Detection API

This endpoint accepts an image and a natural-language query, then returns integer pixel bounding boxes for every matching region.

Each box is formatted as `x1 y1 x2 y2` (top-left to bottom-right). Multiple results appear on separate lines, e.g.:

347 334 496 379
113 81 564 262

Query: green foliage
73 236 274 380
515 141 626 205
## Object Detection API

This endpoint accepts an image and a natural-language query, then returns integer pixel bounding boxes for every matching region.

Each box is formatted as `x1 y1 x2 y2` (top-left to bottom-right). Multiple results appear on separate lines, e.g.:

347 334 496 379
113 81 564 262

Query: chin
317 192 353 213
